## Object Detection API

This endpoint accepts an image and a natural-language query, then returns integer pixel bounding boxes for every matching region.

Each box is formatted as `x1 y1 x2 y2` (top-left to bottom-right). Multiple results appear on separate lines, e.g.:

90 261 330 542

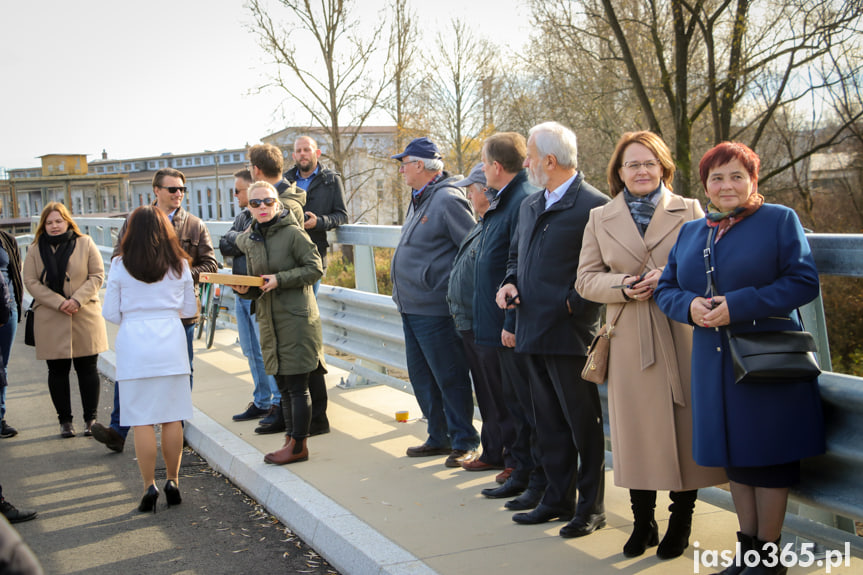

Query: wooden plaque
199 273 265 287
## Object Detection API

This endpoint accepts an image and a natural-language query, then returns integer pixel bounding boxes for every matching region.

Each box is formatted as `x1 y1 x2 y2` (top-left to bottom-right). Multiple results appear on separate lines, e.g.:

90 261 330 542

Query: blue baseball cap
391 137 442 160
453 163 486 188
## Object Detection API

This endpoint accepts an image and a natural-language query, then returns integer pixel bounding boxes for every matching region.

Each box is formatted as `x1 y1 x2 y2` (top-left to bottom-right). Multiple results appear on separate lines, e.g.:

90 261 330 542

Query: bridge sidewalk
103 325 856 575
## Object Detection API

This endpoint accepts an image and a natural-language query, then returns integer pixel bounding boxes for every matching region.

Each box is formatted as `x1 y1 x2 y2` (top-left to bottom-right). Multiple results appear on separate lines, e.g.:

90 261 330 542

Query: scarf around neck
623 185 664 237
705 192 764 241
38 230 77 296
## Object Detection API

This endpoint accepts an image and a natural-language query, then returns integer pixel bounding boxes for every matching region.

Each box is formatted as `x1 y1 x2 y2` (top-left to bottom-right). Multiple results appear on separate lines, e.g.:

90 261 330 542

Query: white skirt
119 374 193 427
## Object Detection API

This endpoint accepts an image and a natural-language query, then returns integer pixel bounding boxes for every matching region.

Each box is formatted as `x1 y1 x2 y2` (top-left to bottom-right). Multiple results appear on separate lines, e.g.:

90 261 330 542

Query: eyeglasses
399 160 421 171
159 186 187 194
622 160 661 171
248 197 277 208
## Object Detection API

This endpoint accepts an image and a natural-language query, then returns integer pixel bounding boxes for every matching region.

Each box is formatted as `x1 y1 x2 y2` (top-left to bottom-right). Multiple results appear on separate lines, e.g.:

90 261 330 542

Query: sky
0 0 531 171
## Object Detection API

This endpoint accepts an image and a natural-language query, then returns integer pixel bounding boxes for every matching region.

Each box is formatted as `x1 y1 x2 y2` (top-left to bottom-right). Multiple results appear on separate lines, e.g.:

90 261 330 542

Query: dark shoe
164 480 182 507
406 442 451 457
505 488 544 510
481 478 527 499
84 420 95 437
0 419 17 438
495 467 513 484
657 489 697 559
623 489 658 557
0 499 37 523
560 512 607 538
60 422 76 438
512 503 573 525
265 437 309 465
461 458 504 471
712 532 756 575
233 402 269 421
139 484 159 513
258 405 279 426
738 537 787 575
91 422 125 452
444 449 472 468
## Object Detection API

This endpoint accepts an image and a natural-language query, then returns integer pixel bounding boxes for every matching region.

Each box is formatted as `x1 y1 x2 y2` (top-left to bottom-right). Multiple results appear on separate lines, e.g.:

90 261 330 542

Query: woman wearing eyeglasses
576 132 725 559
230 181 324 465
23 202 109 438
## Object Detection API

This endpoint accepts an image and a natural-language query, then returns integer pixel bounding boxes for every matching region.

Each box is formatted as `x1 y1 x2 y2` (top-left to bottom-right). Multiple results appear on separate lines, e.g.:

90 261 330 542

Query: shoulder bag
24 300 35 346
702 227 821 384
582 252 651 384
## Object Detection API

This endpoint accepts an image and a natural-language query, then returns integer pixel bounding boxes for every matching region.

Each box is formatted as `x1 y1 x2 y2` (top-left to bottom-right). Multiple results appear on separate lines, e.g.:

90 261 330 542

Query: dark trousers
276 373 312 439
308 370 328 428
526 353 605 517
499 347 547 490
46 354 100 423
459 331 516 467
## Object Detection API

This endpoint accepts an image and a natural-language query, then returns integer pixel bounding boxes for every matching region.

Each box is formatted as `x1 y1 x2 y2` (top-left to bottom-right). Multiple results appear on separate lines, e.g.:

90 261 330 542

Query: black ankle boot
712 531 756 574
657 489 697 559
623 489 658 557
739 537 786 575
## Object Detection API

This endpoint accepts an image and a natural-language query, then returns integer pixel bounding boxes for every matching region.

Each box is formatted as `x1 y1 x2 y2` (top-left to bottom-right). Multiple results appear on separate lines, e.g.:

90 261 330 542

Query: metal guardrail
18 219 863 555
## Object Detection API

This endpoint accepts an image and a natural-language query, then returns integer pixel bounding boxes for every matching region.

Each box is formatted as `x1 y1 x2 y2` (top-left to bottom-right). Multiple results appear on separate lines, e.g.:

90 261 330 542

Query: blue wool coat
654 203 825 468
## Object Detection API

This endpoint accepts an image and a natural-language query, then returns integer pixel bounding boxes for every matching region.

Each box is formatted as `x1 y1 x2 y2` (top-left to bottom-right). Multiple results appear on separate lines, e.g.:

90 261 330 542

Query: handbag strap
702 226 718 299
607 250 653 332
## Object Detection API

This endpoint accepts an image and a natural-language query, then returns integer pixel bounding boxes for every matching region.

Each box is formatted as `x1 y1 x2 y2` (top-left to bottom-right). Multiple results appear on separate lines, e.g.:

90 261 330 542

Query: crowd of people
0 127 827 575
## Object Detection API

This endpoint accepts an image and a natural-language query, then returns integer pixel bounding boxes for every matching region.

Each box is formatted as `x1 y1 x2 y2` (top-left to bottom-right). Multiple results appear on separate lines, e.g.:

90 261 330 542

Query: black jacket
504 173 610 355
284 164 348 265
219 208 255 275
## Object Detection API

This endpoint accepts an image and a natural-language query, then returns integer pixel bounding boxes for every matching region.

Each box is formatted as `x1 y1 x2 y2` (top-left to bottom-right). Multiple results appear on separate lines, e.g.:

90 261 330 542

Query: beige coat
576 190 726 490
23 235 109 361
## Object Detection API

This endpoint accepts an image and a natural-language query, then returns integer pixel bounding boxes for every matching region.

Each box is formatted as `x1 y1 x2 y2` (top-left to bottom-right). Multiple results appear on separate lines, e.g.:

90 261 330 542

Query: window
233 153 241 162
194 157 201 165
149 161 156 169
123 163 131 171
160 160 167 168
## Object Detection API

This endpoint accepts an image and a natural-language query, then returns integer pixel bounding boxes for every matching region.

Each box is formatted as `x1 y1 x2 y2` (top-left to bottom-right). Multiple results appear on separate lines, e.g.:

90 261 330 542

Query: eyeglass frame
248 197 277 208
622 160 661 171
158 185 187 194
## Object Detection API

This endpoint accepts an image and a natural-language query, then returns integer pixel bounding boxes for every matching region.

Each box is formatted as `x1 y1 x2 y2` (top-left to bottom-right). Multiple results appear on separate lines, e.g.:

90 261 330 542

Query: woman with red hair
655 142 825 575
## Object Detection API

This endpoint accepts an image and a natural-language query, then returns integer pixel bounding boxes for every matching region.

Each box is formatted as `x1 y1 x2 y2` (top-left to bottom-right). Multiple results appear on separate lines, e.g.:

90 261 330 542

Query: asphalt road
0 329 338 575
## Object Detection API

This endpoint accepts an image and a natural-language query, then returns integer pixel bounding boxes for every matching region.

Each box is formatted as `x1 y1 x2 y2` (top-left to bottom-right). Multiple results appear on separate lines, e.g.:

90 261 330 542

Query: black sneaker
0 499 37 523
0 419 17 438
233 402 270 421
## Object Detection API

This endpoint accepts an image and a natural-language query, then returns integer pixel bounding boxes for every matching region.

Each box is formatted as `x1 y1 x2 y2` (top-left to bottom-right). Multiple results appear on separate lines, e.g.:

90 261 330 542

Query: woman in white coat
103 206 197 513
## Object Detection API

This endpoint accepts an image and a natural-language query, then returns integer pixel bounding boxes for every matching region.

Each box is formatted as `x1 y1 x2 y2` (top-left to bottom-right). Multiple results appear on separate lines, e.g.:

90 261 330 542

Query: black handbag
703 228 821 384
24 301 35 346
727 330 820 384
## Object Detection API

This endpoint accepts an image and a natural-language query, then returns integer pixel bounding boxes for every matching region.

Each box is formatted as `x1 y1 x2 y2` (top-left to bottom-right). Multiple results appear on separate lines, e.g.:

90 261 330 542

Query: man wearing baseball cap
390 137 480 468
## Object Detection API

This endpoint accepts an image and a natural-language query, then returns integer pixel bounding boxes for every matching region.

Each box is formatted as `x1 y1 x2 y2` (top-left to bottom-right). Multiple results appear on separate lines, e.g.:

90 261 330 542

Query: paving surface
3 320 860 575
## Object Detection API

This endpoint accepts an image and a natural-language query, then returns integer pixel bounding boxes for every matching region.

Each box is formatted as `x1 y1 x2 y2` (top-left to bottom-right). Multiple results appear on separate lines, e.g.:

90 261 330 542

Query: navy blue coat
504 173 610 355
654 203 826 468
472 170 538 347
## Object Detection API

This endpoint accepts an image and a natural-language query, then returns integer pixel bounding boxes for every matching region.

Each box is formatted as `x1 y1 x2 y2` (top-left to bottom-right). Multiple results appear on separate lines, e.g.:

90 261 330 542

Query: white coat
102 257 197 381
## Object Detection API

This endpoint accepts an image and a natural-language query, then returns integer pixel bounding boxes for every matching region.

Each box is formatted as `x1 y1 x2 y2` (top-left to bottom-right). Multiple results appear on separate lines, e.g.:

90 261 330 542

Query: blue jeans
401 313 479 451
111 323 195 438
235 294 279 408
0 307 18 420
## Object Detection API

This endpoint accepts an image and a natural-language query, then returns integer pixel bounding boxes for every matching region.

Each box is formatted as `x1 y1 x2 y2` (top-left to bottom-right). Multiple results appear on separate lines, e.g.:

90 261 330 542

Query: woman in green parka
230 181 325 465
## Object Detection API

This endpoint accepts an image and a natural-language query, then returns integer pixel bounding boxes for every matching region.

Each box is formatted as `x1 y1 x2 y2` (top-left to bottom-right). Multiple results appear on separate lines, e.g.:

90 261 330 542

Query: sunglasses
248 197 277 208
160 186 187 194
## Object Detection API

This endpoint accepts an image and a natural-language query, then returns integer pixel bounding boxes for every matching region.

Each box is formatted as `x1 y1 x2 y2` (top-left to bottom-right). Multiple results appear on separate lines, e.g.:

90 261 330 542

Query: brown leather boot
264 436 309 465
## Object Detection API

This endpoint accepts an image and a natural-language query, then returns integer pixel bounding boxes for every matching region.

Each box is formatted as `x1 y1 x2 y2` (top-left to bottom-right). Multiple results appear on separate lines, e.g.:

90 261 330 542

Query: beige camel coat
23 235 109 361
576 190 726 490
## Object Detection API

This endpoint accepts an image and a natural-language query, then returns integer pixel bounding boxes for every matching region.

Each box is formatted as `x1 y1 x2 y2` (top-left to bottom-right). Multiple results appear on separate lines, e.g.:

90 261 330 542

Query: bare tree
249 0 389 179
382 0 425 223
426 19 497 175
530 0 863 197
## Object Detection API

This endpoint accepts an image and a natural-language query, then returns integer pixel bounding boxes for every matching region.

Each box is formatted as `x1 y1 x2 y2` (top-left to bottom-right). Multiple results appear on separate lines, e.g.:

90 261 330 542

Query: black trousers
459 330 516 466
46 355 100 423
526 353 605 516
275 373 311 439
498 347 547 490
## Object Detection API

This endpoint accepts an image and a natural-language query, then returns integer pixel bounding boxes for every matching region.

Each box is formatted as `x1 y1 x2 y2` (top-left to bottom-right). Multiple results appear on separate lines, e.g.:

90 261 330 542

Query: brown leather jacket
113 206 218 323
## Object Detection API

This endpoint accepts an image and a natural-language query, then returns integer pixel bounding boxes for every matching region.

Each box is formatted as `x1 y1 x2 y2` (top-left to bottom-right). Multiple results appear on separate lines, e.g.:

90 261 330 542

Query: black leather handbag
24 302 35 346
727 330 820 384
703 228 821 384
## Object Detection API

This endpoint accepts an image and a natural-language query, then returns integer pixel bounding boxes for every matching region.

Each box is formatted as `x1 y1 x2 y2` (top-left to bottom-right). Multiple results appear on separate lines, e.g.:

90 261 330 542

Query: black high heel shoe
138 485 159 513
164 480 182 507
